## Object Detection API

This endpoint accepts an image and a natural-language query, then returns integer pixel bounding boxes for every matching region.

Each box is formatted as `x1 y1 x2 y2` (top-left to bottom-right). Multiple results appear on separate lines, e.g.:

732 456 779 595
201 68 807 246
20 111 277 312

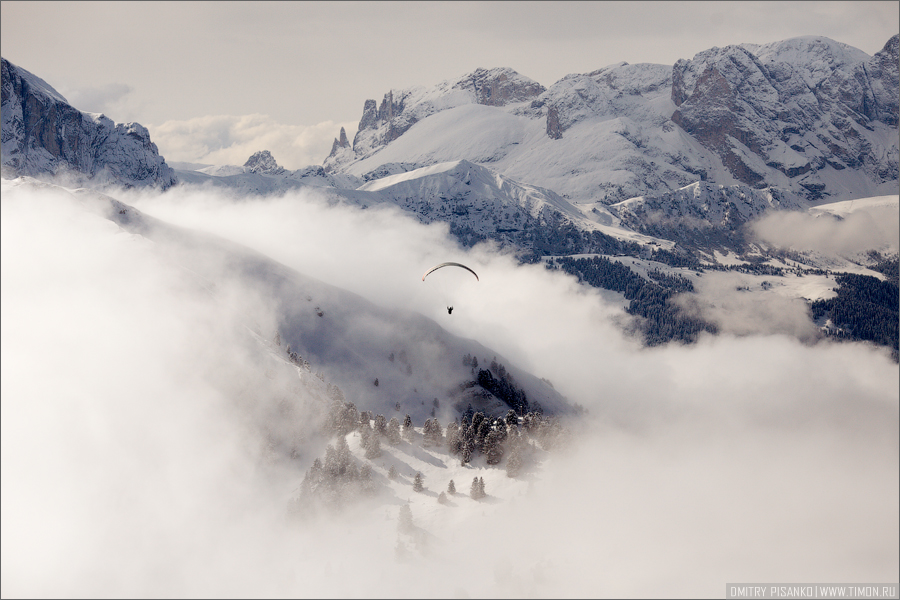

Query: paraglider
422 262 478 315
421 262 479 282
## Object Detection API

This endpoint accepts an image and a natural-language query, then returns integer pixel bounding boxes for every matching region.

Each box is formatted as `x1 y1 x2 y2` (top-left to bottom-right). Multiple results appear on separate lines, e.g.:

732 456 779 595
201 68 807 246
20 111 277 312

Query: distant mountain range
2 34 897 354
324 35 898 205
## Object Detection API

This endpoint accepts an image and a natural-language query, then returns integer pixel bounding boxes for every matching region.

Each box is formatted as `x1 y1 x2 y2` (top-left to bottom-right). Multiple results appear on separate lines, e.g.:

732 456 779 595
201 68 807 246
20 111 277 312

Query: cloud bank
751 202 899 257
2 180 897 597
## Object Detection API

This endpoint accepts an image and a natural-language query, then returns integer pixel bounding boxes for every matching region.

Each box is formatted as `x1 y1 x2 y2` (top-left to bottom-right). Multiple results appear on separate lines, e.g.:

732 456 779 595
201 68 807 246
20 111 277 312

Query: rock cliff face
243 149 285 175
670 35 899 198
1 57 176 188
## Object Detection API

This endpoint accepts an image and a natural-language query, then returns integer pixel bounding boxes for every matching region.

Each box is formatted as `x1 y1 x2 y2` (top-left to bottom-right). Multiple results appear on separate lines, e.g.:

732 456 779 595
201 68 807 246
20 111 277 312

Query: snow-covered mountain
611 181 810 250
325 67 546 173
1 57 176 189
350 159 675 254
671 36 898 200
324 35 898 205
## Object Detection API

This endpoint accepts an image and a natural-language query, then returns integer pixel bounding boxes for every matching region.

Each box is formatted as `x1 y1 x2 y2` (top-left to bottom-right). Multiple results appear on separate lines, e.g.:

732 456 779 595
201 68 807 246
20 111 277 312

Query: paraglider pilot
447 306 453 314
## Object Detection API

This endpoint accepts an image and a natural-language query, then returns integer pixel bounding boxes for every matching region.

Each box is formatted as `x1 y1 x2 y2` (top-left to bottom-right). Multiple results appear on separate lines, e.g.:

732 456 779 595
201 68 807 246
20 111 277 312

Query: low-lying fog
2 180 897 598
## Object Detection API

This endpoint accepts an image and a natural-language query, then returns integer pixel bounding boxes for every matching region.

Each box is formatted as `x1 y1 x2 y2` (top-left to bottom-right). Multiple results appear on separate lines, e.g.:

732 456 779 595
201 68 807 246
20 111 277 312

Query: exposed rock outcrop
1 57 176 189
546 105 562 139
456 67 546 107
612 181 809 250
670 36 899 197
243 149 285 175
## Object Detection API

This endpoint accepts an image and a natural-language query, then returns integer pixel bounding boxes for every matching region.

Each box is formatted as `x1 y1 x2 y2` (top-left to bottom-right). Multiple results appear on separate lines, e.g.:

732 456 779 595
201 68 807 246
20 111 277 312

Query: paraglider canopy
421 262 479 282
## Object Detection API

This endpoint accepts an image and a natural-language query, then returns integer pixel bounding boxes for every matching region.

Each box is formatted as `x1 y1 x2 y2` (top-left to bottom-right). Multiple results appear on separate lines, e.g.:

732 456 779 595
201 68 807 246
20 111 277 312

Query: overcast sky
2 1 898 168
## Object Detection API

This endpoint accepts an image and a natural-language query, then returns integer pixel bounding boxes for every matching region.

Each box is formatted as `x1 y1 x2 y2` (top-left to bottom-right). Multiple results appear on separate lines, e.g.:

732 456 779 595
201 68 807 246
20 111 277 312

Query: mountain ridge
1 57 176 189
324 35 898 205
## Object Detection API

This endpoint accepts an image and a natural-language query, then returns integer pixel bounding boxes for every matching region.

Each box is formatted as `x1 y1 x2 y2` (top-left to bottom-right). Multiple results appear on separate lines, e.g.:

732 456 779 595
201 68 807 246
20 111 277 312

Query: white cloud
751 204 899 257
147 115 358 170
2 180 897 597
672 271 822 343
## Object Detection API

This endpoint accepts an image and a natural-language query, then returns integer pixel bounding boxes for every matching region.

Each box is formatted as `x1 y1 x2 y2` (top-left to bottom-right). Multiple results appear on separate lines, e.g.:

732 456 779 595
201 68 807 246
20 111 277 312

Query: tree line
811 271 899 361
548 255 717 345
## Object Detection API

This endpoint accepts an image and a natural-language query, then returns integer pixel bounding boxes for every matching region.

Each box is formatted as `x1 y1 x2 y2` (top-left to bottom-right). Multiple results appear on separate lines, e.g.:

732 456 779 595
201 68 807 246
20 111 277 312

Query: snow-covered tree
402 414 412 439
387 417 402 445
374 414 387 436
365 430 382 459
448 479 456 494
445 421 461 455
413 472 424 493
423 418 443 447
483 430 504 465
470 476 486 500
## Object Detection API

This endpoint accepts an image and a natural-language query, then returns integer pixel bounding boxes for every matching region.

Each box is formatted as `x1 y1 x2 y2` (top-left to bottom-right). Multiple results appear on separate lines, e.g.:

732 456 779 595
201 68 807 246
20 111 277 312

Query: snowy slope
611 180 810 250
809 194 900 218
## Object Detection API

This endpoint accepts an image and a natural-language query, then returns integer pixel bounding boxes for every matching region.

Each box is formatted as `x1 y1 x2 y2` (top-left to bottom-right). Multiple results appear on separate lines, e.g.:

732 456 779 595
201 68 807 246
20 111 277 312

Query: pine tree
470 477 482 499
423 418 443 447
445 422 461 455
374 414 387 436
387 417 402 445
413 472 424 493
484 430 504 465
402 414 412 437
448 479 456 494
438 491 448 504
388 465 397 480
335 436 352 476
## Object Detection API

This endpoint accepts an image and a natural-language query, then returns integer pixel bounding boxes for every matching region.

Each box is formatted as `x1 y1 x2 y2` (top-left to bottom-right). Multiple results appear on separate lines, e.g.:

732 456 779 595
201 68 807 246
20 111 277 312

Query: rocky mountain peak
452 67 546 107
326 127 352 165
244 150 285 175
670 36 899 198
1 57 176 189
